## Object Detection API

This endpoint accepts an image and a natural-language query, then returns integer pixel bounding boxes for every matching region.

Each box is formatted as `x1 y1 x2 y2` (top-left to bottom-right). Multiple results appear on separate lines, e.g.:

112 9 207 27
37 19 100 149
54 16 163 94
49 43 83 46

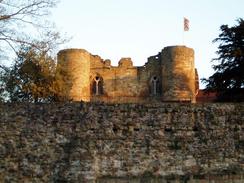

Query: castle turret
57 49 91 101
161 46 196 103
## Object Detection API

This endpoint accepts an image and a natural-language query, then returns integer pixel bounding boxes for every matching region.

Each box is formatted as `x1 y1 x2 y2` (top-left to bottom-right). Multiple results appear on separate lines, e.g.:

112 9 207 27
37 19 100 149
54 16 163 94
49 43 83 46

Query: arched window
92 76 103 95
150 76 160 96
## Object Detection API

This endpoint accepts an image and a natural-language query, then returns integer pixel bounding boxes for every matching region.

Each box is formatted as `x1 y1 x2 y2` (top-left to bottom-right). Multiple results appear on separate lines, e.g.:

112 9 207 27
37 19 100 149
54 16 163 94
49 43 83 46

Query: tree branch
0 1 54 21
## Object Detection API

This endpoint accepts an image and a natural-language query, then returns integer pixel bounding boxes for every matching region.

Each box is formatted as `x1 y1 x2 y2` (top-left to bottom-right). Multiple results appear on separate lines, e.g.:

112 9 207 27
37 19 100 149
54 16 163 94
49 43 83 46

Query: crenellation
146 52 161 65
118 57 133 68
90 54 106 68
57 45 198 103
104 59 111 67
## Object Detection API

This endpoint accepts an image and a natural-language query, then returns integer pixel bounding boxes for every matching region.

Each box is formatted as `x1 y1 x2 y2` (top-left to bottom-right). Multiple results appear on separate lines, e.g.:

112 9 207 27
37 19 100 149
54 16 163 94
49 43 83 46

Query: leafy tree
0 0 70 102
52 63 72 102
202 18 244 102
3 44 71 103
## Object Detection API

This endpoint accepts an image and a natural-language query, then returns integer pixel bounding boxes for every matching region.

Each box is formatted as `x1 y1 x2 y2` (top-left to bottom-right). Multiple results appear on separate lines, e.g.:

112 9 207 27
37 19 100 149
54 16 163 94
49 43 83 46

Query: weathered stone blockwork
0 103 244 182
58 46 198 103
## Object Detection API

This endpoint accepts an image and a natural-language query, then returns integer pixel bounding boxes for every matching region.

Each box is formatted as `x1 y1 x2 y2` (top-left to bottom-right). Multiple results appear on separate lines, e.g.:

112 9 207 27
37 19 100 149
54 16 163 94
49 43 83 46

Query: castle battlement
57 45 198 103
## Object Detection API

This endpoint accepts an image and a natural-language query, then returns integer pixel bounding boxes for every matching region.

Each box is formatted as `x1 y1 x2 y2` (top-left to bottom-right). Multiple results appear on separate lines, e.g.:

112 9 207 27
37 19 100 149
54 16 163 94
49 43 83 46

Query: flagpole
183 17 185 45
183 28 185 45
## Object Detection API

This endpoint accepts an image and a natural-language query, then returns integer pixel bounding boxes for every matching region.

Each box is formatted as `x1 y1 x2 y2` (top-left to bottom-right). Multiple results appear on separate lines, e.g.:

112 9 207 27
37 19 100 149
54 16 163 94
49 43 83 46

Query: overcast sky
51 0 244 88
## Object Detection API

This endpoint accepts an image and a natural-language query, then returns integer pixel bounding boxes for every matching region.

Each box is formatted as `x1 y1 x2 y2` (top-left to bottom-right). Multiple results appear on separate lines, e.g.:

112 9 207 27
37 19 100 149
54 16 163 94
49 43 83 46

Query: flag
184 17 189 31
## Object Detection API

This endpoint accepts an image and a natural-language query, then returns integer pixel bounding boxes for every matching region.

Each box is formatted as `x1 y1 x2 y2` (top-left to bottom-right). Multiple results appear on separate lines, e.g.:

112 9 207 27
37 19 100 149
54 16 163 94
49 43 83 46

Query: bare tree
0 0 63 58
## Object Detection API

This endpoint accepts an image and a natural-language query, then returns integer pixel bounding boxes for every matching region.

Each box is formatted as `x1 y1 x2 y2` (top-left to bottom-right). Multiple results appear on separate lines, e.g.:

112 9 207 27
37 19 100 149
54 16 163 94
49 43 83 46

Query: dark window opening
92 76 103 95
150 76 161 96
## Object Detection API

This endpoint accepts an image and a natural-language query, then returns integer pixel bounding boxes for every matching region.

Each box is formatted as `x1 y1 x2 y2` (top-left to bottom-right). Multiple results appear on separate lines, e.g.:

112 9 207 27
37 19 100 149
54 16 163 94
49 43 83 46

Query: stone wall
57 46 197 103
0 102 243 182
57 49 91 101
90 55 162 103
161 46 196 103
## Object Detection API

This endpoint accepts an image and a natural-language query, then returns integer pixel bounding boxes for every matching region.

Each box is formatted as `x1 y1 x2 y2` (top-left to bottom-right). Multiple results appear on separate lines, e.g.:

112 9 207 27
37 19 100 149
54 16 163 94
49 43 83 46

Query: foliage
0 0 70 102
2 44 71 103
202 18 244 102
0 65 9 102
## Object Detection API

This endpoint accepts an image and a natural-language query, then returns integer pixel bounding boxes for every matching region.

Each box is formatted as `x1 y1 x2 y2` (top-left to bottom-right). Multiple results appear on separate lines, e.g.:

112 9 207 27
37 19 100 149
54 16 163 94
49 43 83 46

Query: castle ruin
57 45 199 103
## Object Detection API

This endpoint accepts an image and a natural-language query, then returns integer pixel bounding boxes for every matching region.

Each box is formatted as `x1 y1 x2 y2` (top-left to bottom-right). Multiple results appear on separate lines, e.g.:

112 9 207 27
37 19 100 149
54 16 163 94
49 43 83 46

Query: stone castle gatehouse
57 45 199 103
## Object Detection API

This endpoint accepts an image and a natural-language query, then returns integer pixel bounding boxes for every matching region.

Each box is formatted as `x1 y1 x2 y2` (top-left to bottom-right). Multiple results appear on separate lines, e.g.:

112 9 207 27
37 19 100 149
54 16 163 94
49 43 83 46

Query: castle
57 45 199 103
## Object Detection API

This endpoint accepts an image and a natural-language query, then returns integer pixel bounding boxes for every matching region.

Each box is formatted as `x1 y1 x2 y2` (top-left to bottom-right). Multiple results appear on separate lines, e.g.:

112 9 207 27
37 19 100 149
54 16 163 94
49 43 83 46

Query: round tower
57 49 91 101
161 46 196 103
